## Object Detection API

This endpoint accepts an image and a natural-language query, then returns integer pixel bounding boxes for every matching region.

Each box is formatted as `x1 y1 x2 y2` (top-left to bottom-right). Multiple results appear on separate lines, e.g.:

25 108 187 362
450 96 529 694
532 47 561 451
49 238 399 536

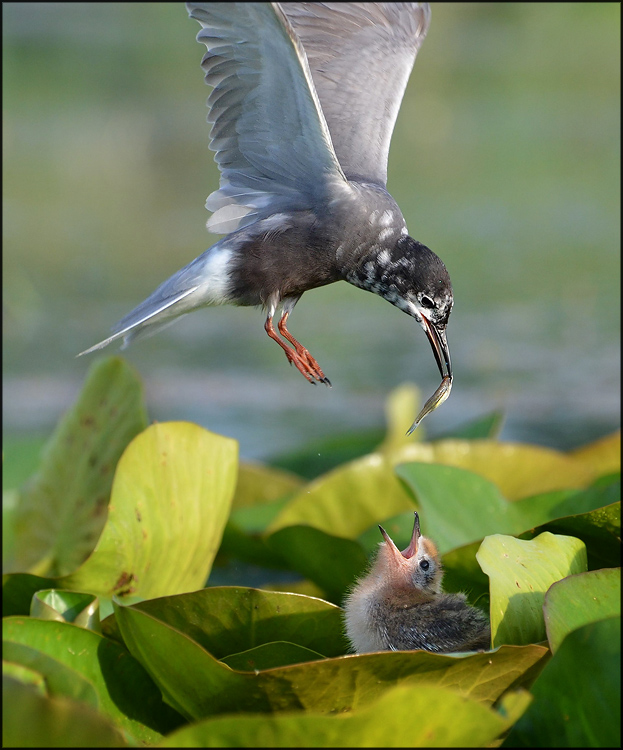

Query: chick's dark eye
419 559 430 571
421 295 434 309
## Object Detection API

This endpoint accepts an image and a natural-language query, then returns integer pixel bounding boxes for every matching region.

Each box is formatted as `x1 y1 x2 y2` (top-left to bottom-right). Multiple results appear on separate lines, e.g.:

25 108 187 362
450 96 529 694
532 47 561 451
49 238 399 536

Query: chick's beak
378 525 407 568
400 512 421 559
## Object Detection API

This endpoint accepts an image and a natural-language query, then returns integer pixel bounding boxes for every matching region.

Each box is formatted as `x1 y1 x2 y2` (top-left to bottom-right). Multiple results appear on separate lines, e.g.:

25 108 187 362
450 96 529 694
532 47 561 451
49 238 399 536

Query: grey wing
186 2 347 235
386 598 491 653
281 2 431 186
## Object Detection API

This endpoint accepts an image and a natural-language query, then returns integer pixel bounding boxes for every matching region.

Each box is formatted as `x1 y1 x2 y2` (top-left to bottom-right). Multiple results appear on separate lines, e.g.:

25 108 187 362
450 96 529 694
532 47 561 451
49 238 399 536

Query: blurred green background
3 3 620 462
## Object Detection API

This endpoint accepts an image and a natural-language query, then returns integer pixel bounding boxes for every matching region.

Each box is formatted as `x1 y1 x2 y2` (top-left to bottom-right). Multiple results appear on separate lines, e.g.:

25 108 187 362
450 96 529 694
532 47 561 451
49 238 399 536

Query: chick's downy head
375 512 443 594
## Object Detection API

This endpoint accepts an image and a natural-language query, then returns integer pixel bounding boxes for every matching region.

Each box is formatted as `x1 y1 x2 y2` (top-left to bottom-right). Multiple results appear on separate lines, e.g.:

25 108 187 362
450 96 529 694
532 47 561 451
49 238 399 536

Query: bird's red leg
264 313 330 386
278 310 331 386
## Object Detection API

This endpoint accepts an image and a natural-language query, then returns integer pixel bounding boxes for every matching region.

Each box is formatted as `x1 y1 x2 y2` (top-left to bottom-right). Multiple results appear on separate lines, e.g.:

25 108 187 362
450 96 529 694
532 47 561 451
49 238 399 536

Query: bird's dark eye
419 559 430 571
421 295 434 309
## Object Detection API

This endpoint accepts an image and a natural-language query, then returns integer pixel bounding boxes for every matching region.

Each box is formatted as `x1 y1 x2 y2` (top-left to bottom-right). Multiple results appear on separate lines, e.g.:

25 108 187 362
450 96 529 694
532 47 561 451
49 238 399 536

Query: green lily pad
504 617 621 747
3 616 184 744
395 440 594 500
7 357 148 577
60 421 238 600
3 675 128 748
3 640 99 708
528 497 620 570
476 533 587 647
543 568 620 653
266 526 369 603
268 440 595 541
221 642 325 671
397 463 616 555
115 601 547 721
31 589 100 631
267 452 413 538
114 587 347 659
158 683 531 748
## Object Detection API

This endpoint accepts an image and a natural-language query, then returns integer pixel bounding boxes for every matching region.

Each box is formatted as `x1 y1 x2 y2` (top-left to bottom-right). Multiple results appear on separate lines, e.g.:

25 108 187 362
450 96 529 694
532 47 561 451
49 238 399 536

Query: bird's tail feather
78 285 199 357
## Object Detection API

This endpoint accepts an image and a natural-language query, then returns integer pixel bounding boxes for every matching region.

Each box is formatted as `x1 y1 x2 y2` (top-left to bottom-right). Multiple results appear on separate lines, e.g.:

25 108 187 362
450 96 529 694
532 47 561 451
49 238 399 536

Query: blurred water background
3 3 620 468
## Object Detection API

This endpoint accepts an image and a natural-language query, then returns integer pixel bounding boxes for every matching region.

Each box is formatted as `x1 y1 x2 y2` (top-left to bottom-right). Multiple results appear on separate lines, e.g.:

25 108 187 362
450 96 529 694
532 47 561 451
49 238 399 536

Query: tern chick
344 512 490 654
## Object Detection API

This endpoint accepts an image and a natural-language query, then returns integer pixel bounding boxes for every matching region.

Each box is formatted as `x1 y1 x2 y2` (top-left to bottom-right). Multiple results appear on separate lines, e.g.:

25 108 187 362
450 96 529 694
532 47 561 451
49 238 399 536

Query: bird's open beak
408 316 453 433
422 316 451 381
400 512 421 559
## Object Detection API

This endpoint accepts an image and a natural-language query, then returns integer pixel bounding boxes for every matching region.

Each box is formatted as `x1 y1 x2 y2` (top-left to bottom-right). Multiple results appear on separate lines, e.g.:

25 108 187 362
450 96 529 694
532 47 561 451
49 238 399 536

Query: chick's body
344 513 490 654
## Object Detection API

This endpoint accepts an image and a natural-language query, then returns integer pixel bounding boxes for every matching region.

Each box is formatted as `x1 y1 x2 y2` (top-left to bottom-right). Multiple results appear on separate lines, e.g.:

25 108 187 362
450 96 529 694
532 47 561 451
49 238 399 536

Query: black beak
422 316 452 381
407 317 453 433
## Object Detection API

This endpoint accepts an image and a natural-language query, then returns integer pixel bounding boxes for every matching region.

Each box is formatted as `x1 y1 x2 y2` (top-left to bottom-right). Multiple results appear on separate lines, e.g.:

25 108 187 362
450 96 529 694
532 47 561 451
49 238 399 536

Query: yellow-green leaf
158 683 531 748
569 430 621 478
7 357 148 577
61 422 238 600
543 568 621 653
477 533 587 647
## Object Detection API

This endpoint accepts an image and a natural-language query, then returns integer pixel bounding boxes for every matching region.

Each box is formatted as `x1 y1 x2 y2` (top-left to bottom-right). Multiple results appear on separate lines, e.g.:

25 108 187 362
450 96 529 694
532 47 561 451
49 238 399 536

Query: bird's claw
284 347 331 387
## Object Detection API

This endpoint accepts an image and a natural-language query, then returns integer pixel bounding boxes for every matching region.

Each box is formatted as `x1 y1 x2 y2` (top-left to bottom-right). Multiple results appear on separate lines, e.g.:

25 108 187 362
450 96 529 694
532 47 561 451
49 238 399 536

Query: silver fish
407 375 453 434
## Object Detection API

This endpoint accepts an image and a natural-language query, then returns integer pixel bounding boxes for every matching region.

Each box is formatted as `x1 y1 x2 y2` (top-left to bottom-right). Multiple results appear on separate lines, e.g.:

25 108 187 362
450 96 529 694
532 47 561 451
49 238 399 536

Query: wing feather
186 2 347 235
281 2 431 186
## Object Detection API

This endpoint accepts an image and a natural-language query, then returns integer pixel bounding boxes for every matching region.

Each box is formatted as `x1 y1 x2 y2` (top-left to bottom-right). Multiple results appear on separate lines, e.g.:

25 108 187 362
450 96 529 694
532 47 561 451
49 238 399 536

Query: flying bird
81 2 454 430
344 512 490 653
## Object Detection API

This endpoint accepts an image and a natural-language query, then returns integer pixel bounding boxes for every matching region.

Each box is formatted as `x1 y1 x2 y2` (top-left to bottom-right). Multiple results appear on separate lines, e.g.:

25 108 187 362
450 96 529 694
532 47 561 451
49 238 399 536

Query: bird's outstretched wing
186 2 347 235
281 2 431 187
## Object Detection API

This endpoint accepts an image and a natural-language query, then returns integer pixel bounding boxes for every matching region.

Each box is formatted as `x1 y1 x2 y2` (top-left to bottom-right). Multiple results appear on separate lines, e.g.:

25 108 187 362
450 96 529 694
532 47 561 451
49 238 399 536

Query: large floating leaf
477 533 587 648
3 676 128 748
267 440 594 539
396 440 593 499
111 587 346 659
158 683 531 748
221 642 325 671
529 495 620 570
267 452 413 538
60 421 237 601
115 601 547 721
504 617 621 748
7 357 148 577
3 640 99 709
397 463 616 555
543 568 620 653
569 430 620 477
3 616 184 744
